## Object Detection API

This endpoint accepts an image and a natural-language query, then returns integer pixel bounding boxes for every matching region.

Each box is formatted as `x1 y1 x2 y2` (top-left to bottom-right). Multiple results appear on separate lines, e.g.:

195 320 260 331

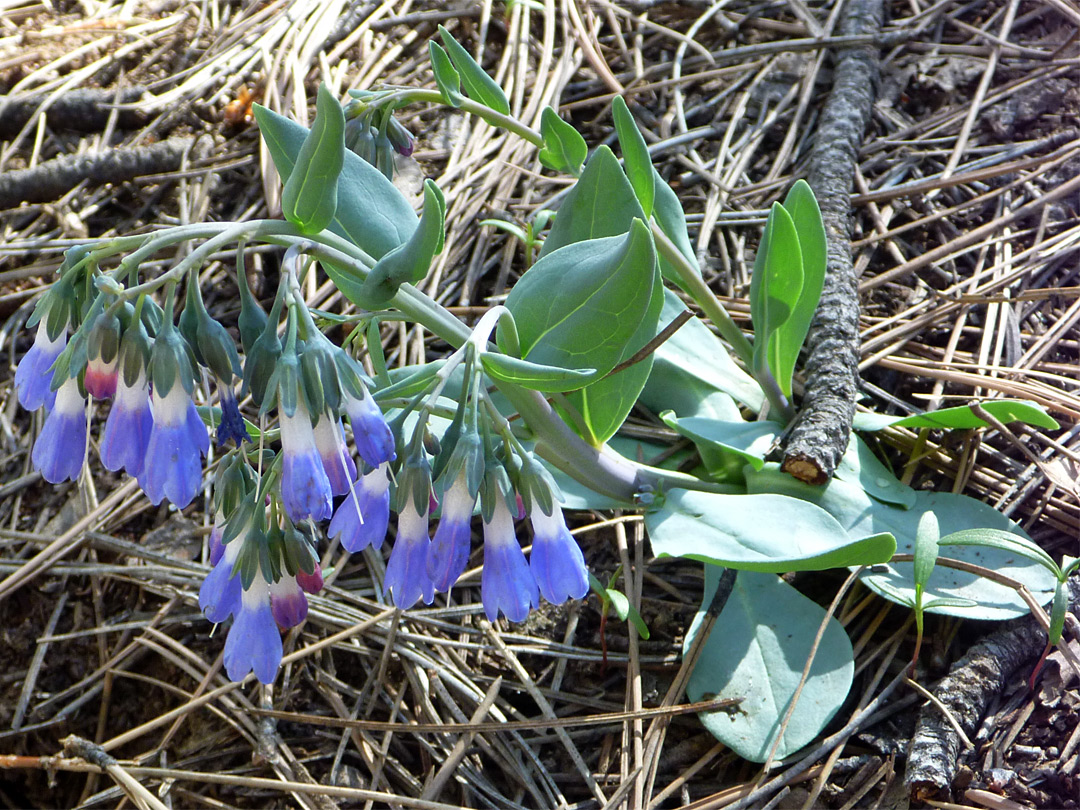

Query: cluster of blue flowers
16 249 590 685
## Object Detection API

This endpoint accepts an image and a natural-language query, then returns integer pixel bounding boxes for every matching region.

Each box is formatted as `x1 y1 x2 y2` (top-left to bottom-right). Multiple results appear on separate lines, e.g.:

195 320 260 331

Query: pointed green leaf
913 511 940 593
428 42 464 107
438 25 510 115
479 352 598 392
773 179 826 372
937 527 1060 577
652 168 701 286
538 106 587 176
749 202 804 396
1049 581 1067 643
280 84 345 234
646 488 895 572
852 400 1059 431
686 567 853 761
611 96 654 216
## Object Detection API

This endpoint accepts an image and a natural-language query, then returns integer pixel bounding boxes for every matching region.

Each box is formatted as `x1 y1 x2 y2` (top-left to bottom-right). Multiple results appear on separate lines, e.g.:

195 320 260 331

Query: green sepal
235 250 267 356
538 106 586 176
396 449 433 516
358 179 446 307
298 335 342 417
86 310 121 365
281 83 345 234
437 25 510 115
241 286 285 408
428 42 464 107
611 96 654 217
262 345 303 418
117 319 152 388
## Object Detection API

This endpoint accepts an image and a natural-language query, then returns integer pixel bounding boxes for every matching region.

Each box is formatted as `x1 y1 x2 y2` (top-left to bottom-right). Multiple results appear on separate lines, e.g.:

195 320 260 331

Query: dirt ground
0 0 1079 808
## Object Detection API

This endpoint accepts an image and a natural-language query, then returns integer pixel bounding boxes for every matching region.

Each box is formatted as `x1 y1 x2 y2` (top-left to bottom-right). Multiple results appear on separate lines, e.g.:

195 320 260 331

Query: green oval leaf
774 179 826 368
852 399 1060 431
437 25 510 115
538 107 586 176
611 96 654 217
280 84 345 234
479 352 598 393
646 488 896 572
686 567 853 761
834 434 917 509
661 412 781 475
428 42 464 107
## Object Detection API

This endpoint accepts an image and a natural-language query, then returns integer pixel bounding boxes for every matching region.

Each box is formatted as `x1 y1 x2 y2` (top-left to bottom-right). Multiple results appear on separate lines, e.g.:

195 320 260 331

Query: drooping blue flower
529 506 589 605
278 399 333 523
216 382 250 446
141 382 210 508
223 575 282 684
199 531 243 624
31 376 87 483
343 388 396 467
100 368 153 478
313 413 356 496
15 321 66 411
329 463 391 553
481 496 539 623
269 573 309 628
383 501 435 609
427 472 475 592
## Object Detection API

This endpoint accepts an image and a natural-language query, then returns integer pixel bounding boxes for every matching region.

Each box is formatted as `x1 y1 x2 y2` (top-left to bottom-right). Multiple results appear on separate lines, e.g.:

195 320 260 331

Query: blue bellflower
343 389 396 467
313 413 356 496
15 321 66 411
223 574 283 684
529 506 589 605
269 572 309 629
427 471 475 592
216 381 250 446
141 382 210 508
481 496 539 623
100 368 153 478
199 531 243 624
31 376 87 483
383 500 435 609
279 400 333 522
329 463 391 553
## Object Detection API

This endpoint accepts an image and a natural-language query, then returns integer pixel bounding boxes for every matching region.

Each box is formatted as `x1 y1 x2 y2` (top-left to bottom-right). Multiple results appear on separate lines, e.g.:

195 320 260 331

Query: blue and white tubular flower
329 463 391 553
384 499 435 609
278 398 333 523
343 387 396 467
199 529 243 624
313 413 356 497
31 376 87 484
427 470 475 593
529 505 589 605
481 495 539 623
215 381 250 447
141 382 210 508
15 320 66 411
269 572 309 629
223 573 283 684
100 367 153 478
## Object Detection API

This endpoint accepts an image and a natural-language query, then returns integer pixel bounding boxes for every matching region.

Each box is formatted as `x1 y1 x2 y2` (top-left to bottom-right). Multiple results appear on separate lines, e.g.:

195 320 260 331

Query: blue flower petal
281 447 333 522
530 509 589 604
481 504 538 623
428 514 472 592
329 475 390 553
384 507 434 609
100 393 153 477
216 386 250 446
199 557 242 624
224 594 282 684
15 324 64 411
31 381 86 484
345 391 396 467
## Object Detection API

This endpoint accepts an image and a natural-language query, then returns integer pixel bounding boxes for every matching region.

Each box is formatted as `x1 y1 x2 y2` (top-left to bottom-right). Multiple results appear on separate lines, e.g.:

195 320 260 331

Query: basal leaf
852 400 1059 431
254 104 416 261
479 352 598 392
500 218 657 380
749 202 804 397
774 179 826 372
661 412 782 477
280 84 345 234
652 168 701 287
538 145 644 257
612 96 654 217
538 107 586 176
428 42 464 107
834 434 916 509
686 566 853 761
646 488 895 572
438 25 510 115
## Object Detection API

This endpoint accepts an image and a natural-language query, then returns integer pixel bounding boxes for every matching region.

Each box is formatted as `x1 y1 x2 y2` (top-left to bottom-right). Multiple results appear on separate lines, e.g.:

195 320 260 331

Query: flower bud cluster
343 94 415 180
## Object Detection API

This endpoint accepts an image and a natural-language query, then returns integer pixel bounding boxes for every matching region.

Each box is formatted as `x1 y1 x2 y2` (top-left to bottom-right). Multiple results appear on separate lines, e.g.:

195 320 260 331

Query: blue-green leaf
500 218 657 380
479 352 598 393
937 528 1060 577
749 202 804 397
428 42 464 107
652 169 701 286
254 104 416 261
852 400 1059 431
280 84 345 234
612 96 654 217
834 434 916 509
646 488 895 572
538 107 586 176
686 566 853 761
438 25 510 115
774 179 826 371
661 412 781 476
913 511 940 594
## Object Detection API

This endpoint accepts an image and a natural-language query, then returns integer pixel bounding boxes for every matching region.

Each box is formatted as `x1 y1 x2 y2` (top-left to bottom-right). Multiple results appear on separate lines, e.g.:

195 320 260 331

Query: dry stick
781 0 884 485
0 135 211 210
0 88 148 137
907 575 1080 801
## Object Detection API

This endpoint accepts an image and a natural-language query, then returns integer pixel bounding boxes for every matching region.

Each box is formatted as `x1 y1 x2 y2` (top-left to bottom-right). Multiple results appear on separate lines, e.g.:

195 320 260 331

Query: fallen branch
781 0 884 485
906 577 1080 801
0 135 211 210
0 88 147 138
